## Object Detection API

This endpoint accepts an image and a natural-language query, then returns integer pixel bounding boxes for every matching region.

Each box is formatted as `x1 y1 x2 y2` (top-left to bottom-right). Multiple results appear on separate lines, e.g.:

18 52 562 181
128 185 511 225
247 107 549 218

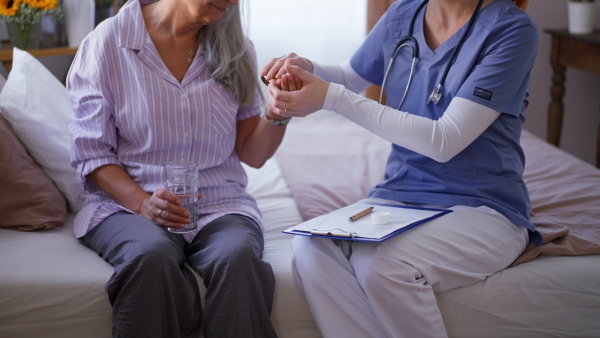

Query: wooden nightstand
0 46 77 73
545 29 600 168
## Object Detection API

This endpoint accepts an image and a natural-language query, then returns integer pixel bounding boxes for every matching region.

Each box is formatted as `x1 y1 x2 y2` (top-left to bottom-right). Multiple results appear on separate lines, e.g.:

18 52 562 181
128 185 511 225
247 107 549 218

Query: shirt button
181 93 187 99
183 131 189 137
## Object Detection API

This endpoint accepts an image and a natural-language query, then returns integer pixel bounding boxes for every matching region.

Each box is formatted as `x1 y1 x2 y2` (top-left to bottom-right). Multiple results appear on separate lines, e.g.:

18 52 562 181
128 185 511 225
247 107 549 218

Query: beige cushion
0 115 67 231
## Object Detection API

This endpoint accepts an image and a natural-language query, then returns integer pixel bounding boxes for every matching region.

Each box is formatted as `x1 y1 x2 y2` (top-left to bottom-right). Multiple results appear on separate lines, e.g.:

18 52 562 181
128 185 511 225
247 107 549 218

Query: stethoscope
380 0 485 109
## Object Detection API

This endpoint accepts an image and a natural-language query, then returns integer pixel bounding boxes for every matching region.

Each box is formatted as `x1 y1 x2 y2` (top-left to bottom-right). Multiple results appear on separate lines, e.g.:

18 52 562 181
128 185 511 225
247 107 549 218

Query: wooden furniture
0 46 78 73
546 29 600 168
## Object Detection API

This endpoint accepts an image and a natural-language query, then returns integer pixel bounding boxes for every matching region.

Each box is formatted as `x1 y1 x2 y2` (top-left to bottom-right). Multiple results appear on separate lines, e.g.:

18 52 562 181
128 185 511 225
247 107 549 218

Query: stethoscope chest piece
427 84 442 105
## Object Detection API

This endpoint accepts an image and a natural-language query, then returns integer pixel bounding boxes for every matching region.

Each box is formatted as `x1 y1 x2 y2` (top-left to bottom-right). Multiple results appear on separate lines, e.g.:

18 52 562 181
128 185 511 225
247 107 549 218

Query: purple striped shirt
67 0 262 242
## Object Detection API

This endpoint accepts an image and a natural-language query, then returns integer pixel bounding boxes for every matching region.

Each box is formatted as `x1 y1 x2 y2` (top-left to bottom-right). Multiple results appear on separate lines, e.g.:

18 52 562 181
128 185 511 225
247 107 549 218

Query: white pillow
0 72 6 92
0 48 83 213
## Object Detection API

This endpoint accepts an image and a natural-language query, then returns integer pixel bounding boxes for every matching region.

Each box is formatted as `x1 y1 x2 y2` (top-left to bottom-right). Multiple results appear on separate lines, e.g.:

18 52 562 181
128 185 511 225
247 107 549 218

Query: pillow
275 113 390 221
0 115 67 230
0 48 83 213
0 72 6 92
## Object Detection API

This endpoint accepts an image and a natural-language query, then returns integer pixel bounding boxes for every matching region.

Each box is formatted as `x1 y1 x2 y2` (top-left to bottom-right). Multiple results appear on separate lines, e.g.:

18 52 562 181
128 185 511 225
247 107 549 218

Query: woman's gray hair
199 3 260 106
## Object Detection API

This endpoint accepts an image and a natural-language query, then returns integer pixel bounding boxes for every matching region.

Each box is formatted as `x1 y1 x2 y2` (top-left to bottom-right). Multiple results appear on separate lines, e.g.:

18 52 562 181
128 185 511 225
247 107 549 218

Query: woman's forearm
88 164 151 214
235 110 287 168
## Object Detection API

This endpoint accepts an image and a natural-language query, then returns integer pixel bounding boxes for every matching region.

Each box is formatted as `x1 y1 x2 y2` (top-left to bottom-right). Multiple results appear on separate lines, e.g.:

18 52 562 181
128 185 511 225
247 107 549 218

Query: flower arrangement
0 0 63 49
0 0 61 26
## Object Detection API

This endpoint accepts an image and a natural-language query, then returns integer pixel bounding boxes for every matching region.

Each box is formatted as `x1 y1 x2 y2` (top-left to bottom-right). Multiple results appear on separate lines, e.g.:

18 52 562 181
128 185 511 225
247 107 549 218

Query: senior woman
263 0 538 337
67 0 293 337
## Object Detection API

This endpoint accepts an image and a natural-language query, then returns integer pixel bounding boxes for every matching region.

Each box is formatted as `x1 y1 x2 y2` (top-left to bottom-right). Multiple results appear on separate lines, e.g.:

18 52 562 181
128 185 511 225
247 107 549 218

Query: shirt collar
118 0 147 51
115 0 207 86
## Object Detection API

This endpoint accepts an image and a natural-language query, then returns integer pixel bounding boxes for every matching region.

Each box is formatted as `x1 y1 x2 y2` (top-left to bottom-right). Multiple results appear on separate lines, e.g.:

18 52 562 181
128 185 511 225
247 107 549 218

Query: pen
348 207 374 222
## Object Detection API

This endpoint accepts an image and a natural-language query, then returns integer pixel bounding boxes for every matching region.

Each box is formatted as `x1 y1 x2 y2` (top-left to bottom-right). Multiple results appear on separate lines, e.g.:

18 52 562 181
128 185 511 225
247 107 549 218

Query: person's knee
291 236 336 276
216 240 264 272
125 236 182 273
291 236 315 268
354 253 423 292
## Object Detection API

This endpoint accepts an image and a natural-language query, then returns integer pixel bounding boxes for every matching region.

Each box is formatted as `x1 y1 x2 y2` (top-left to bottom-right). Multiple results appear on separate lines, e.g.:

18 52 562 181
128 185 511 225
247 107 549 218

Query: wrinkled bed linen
275 113 600 266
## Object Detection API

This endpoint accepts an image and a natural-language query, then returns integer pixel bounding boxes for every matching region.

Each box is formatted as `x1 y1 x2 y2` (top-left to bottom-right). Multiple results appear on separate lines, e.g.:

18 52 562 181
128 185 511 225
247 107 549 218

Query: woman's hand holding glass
140 189 200 230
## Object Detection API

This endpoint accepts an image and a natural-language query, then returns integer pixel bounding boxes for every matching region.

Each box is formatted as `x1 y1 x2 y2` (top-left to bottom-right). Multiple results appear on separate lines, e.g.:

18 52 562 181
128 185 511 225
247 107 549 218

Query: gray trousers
82 212 277 338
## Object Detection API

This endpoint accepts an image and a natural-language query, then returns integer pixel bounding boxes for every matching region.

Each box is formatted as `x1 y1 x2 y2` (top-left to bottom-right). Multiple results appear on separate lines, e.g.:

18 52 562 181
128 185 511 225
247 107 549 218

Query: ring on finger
157 209 163 219
284 108 288 117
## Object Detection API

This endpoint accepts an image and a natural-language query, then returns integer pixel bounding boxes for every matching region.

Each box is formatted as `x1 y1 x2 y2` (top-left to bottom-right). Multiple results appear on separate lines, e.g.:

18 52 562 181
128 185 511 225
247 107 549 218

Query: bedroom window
244 0 367 93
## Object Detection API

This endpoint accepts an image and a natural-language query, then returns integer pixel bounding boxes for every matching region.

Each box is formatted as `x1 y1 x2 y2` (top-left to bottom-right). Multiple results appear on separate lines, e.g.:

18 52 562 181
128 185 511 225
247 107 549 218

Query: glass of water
163 161 198 234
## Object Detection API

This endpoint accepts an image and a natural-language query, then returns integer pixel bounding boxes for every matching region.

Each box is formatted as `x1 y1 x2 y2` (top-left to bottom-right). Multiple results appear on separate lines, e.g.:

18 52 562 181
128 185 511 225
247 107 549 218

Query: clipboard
283 203 452 242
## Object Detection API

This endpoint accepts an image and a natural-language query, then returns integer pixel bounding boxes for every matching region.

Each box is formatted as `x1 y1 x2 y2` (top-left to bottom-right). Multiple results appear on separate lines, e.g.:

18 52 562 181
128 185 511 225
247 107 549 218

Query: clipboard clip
310 228 356 238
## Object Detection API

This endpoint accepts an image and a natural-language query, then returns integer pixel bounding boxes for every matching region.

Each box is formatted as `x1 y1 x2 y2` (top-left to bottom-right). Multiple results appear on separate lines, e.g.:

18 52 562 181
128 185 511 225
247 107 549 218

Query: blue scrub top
350 0 541 244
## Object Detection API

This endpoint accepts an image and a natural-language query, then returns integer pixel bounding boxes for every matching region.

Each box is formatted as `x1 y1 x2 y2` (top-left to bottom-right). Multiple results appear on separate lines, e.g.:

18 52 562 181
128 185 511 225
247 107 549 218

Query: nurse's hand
275 72 303 92
268 65 329 118
261 53 314 82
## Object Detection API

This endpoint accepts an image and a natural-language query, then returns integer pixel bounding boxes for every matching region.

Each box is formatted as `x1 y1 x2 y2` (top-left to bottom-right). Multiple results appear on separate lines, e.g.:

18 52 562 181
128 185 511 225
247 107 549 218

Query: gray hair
199 3 261 107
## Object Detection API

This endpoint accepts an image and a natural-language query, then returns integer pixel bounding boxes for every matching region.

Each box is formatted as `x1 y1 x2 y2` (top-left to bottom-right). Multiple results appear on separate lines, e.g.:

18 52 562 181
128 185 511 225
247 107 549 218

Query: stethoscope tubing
379 41 417 106
380 0 484 109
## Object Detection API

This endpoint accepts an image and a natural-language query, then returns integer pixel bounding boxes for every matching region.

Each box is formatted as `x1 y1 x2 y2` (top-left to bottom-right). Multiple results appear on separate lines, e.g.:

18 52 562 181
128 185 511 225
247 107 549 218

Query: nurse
262 0 538 337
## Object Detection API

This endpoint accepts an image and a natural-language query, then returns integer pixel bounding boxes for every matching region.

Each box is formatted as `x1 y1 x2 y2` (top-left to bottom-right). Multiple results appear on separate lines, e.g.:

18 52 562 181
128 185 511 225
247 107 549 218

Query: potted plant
567 0 597 35
95 0 114 27
0 0 63 49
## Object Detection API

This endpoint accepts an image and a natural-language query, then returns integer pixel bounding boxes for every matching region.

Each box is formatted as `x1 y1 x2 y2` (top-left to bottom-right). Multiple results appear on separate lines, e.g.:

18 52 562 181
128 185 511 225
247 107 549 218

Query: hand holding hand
276 73 303 92
268 65 329 118
261 52 314 82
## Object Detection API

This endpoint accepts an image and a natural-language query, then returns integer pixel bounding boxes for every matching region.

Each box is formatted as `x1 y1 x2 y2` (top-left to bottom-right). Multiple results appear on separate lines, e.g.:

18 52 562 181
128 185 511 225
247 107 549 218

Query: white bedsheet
1 157 599 338
0 213 113 337
0 158 318 338
438 255 600 337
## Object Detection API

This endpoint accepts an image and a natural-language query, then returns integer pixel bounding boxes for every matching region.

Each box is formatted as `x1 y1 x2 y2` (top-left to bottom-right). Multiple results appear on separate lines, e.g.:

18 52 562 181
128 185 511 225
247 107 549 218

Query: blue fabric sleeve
349 2 399 86
456 15 539 117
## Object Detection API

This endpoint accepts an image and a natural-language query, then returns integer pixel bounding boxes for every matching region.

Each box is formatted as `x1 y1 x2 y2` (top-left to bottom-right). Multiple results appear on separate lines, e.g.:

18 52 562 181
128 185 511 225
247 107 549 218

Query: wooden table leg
597 102 600 168
547 35 566 147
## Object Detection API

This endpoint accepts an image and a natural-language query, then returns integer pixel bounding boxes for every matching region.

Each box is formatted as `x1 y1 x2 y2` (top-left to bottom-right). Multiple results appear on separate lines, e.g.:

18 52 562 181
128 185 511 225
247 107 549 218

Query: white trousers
291 199 529 338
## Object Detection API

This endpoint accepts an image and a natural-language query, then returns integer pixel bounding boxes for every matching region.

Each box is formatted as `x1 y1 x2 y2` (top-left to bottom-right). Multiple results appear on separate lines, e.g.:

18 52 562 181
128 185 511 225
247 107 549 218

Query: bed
1 48 600 338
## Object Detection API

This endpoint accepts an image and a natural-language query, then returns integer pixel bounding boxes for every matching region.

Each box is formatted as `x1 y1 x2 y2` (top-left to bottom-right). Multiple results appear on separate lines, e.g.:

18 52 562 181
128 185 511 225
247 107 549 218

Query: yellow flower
23 0 57 10
0 0 22 16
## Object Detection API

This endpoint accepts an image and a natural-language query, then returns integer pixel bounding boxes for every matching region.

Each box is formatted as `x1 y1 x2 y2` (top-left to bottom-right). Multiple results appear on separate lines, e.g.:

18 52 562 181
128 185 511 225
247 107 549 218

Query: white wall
244 0 367 98
246 0 366 64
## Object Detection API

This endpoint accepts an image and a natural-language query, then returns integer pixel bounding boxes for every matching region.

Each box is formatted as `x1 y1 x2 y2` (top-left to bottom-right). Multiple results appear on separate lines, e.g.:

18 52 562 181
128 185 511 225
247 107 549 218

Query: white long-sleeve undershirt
314 62 501 163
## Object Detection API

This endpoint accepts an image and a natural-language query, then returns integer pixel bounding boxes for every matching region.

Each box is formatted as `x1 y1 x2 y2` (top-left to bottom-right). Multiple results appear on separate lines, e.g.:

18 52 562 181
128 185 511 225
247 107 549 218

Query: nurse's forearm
323 83 500 163
312 60 371 94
